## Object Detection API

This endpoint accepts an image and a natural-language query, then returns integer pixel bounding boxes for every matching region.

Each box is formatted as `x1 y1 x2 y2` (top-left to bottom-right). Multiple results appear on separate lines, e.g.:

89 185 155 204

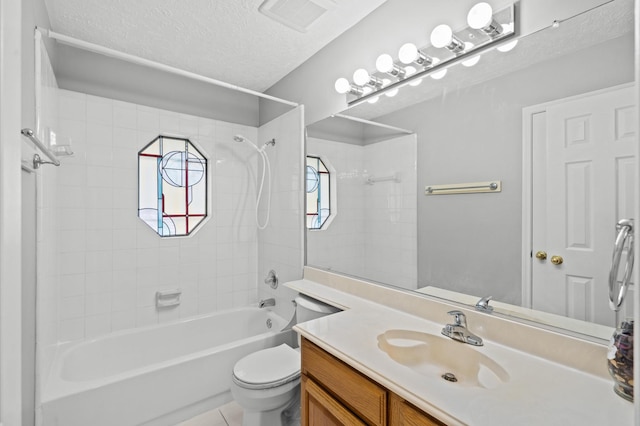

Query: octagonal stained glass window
138 135 208 237
306 155 331 229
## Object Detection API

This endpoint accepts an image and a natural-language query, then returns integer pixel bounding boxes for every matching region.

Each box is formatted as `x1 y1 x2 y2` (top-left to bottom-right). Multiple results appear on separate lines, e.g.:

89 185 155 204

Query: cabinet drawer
301 338 387 426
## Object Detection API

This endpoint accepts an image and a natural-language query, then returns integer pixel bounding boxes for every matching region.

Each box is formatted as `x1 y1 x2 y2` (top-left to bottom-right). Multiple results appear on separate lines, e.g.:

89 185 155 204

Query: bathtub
40 307 296 426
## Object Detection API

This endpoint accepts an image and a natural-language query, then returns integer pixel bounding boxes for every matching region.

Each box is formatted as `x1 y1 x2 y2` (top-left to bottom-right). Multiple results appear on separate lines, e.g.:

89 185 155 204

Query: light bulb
376 54 394 73
467 2 502 37
367 96 379 104
461 42 480 67
334 78 351 94
430 24 453 48
430 58 447 80
403 65 422 86
431 69 447 80
497 39 518 52
461 55 480 67
376 54 406 78
497 24 518 52
467 2 493 29
385 88 399 97
398 43 418 64
430 24 465 53
353 68 371 86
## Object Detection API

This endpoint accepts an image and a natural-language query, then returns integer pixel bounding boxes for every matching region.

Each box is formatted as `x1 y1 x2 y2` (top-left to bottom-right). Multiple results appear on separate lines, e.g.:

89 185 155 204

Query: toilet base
241 387 300 426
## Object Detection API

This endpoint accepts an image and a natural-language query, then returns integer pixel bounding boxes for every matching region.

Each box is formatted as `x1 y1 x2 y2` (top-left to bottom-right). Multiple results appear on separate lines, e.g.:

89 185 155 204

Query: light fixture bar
345 3 515 107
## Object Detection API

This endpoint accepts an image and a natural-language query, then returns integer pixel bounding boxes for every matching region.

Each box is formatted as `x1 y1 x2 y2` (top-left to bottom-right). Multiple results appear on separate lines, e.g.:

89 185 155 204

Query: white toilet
231 294 340 426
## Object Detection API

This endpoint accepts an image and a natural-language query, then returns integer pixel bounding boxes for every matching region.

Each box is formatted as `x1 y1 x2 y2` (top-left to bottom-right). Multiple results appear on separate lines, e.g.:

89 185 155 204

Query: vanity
289 268 634 425
301 337 443 425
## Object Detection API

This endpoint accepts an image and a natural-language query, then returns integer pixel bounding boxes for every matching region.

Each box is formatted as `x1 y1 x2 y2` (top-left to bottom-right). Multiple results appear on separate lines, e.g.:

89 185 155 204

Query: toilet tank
295 293 340 323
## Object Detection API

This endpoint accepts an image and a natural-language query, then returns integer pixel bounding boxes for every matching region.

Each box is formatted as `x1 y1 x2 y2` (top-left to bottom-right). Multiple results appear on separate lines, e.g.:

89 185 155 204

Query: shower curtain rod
36 27 299 108
331 113 414 134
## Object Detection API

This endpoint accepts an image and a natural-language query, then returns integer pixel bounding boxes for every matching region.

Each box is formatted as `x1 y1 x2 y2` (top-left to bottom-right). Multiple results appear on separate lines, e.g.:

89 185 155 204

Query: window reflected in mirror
306 155 332 230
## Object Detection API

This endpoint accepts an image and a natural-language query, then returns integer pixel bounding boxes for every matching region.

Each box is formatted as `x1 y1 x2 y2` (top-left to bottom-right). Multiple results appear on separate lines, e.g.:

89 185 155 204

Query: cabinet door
302 338 387 425
302 375 366 426
389 394 445 426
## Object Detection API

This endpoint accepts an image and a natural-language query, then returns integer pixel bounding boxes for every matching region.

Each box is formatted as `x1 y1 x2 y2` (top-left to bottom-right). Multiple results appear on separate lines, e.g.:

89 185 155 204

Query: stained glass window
306 156 331 229
138 135 208 237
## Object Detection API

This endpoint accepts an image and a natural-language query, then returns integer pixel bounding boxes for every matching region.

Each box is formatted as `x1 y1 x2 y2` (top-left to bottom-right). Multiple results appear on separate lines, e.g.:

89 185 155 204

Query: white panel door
532 85 636 327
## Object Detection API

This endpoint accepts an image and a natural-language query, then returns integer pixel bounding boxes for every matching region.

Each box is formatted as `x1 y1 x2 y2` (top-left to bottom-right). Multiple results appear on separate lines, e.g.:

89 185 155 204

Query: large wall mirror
306 0 636 341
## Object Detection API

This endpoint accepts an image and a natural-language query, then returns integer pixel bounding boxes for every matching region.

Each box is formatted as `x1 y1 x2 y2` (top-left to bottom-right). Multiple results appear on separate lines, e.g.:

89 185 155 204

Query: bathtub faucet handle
264 269 278 289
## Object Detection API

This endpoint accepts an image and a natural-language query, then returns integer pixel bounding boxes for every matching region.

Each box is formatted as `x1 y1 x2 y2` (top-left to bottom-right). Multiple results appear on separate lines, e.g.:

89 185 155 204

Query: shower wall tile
257 107 304 321
305 134 418 291
48 89 260 343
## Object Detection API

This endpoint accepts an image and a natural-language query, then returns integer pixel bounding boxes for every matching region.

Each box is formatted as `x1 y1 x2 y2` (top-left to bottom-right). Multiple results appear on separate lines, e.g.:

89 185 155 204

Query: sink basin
377 329 510 389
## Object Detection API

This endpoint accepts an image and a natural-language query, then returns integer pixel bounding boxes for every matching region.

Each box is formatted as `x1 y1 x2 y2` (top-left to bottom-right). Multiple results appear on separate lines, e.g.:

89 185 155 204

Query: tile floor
177 401 243 426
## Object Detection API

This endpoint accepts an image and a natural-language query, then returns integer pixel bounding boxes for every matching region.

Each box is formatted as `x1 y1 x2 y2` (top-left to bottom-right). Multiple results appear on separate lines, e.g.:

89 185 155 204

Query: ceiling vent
258 0 336 33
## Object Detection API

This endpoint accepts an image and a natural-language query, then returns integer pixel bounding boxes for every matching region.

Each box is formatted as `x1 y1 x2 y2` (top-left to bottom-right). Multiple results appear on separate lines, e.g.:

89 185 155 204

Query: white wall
376 34 634 304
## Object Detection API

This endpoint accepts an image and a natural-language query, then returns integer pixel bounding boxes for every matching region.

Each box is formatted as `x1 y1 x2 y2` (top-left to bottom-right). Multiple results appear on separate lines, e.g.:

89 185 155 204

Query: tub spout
259 298 275 308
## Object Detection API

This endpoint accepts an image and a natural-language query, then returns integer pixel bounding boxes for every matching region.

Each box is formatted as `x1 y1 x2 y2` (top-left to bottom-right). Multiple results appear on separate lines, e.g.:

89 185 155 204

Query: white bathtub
41 307 296 426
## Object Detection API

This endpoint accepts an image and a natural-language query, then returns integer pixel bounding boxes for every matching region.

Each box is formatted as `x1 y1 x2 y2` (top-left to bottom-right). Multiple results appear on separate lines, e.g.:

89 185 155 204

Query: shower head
233 134 263 153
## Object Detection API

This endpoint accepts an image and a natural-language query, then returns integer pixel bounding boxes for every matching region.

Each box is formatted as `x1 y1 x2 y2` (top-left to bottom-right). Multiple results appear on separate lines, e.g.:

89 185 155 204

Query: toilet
230 294 340 426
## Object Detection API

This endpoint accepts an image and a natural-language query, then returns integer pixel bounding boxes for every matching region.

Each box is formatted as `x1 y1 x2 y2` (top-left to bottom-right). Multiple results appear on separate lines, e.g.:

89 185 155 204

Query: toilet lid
233 344 300 388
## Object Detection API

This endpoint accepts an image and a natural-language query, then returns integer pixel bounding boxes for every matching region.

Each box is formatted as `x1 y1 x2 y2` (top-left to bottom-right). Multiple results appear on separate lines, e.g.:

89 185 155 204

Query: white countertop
289 279 633 425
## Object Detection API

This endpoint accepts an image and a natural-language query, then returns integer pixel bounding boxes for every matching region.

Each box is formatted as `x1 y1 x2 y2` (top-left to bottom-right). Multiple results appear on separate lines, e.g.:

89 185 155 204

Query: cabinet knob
535 251 547 260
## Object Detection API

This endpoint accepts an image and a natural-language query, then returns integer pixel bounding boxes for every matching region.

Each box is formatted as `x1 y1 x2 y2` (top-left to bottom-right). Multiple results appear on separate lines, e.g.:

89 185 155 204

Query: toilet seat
233 344 300 390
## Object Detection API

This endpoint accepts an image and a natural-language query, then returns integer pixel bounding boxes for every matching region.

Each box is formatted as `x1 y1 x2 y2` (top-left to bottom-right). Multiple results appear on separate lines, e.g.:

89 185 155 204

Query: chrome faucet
475 295 494 313
441 310 483 346
259 298 275 308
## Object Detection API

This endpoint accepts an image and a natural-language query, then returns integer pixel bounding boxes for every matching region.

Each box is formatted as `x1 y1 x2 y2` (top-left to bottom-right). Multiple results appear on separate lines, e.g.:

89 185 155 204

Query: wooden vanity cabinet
301 338 445 426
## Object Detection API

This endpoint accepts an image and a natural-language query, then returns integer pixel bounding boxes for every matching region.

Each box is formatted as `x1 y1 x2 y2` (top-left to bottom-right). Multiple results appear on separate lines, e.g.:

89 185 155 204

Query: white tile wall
257 107 305 320
47 89 262 344
363 135 418 289
306 135 418 290
306 138 366 277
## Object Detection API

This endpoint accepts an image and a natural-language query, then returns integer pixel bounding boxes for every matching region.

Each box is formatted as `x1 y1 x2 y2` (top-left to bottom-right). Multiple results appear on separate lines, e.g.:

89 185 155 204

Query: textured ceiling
43 0 387 92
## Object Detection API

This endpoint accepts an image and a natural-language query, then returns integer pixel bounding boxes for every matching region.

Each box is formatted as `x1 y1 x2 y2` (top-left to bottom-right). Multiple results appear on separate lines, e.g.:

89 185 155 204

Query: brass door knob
551 255 564 265
535 251 547 260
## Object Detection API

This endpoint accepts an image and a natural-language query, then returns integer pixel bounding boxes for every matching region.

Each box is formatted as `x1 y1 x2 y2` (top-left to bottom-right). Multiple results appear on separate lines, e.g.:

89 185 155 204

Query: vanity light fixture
467 2 502 37
430 24 465 54
461 55 481 67
353 68 383 88
497 23 518 52
334 77 364 95
460 43 480 67
398 43 434 67
430 58 447 80
376 54 406 79
404 66 423 86
335 2 516 105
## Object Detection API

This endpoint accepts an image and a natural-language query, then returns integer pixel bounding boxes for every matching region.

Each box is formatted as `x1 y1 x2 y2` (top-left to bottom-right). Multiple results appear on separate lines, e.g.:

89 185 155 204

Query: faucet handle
475 296 494 313
447 310 467 327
